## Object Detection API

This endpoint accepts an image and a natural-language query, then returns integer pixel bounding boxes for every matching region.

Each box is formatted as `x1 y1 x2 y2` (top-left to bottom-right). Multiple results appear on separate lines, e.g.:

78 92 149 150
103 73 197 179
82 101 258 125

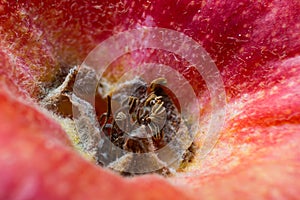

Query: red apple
0 0 300 199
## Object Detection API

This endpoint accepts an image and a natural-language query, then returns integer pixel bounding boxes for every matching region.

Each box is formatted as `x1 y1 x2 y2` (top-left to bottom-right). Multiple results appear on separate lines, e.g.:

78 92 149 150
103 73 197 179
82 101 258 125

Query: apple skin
1 0 300 200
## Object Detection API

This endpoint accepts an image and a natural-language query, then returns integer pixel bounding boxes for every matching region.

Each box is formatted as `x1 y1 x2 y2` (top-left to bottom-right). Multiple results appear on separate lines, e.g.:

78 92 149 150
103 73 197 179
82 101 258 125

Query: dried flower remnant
97 77 196 176
41 67 196 176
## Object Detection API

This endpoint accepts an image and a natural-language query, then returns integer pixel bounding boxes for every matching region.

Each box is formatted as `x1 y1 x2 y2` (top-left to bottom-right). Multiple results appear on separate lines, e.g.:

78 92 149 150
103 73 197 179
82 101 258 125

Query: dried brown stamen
97 77 195 176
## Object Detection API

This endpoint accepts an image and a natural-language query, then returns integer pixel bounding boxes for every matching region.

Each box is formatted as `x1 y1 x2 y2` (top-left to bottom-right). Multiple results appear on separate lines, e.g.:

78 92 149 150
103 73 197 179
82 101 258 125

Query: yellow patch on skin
53 115 97 163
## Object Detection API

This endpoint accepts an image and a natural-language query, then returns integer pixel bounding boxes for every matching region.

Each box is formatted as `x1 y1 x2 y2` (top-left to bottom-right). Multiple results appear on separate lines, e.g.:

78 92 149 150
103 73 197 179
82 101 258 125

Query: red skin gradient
1 0 300 199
